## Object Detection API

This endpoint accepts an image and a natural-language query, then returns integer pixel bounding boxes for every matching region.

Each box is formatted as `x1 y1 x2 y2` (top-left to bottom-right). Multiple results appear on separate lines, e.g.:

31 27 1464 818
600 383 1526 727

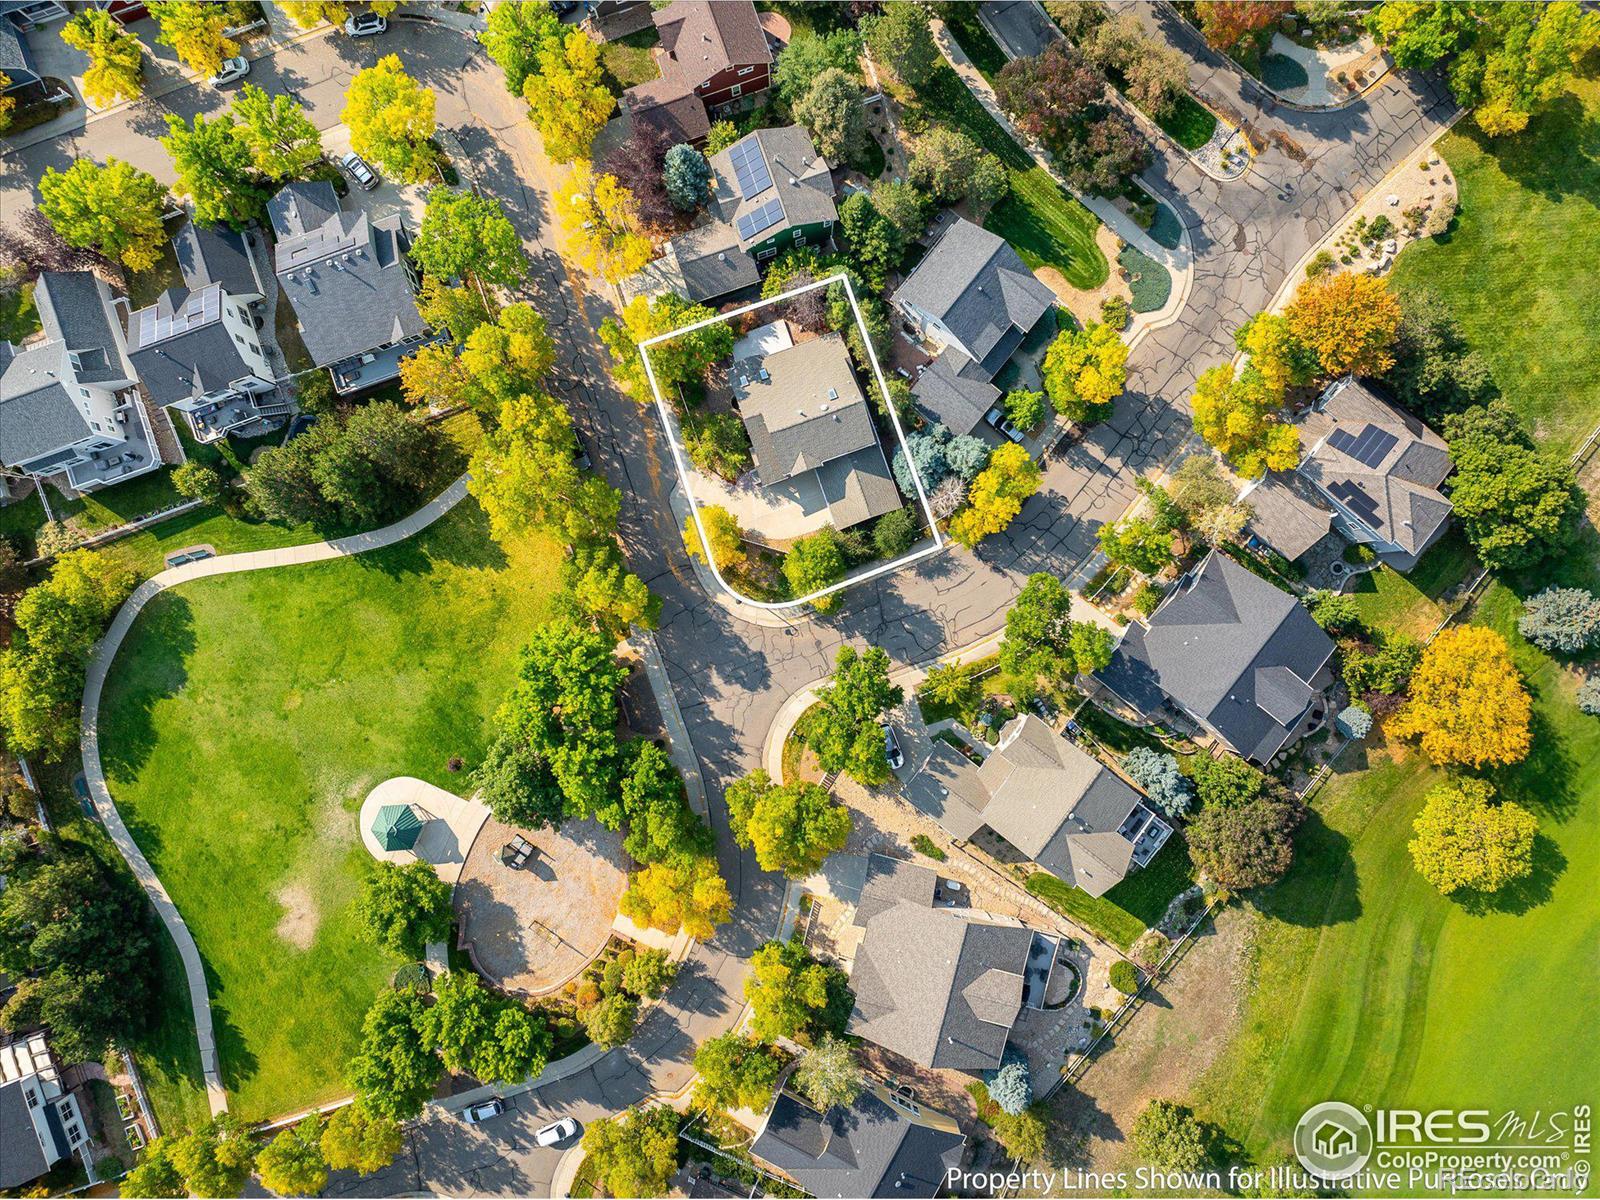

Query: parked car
343 11 387 36
211 56 249 86
883 723 904 771
985 404 1025 443
534 1118 579 1147
463 1099 504 1125
1029 695 1057 723
339 151 379 191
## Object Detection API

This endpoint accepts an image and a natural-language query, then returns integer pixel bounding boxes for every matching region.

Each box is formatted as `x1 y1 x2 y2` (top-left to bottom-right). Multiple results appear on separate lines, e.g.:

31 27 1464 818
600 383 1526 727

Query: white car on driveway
462 1099 504 1125
344 11 387 36
211 56 249 86
535 1117 579 1147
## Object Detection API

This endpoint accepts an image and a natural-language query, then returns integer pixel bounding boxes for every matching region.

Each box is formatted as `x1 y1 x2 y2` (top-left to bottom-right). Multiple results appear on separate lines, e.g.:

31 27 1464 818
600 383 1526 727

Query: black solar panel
1328 480 1383 528
736 198 785 241
728 139 772 199
1327 422 1398 468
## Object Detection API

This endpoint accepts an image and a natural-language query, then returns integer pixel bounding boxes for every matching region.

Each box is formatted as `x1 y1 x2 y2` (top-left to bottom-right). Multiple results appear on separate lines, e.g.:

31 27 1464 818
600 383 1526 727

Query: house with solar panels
0 271 169 494
268 181 439 395
892 217 1058 437
124 220 287 445
1242 376 1454 572
621 124 836 306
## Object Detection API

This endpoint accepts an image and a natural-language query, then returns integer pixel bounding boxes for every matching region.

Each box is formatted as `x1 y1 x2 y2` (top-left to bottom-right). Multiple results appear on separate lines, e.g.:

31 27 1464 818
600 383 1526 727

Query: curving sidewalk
78 477 471 1117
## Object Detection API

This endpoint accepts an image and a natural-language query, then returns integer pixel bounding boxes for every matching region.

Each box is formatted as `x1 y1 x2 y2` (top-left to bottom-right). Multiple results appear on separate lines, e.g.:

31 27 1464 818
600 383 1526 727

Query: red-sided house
621 0 773 146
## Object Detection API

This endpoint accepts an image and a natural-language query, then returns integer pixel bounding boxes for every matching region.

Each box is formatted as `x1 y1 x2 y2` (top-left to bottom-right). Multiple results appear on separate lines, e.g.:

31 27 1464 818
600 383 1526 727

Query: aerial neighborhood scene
2 0 1597 1197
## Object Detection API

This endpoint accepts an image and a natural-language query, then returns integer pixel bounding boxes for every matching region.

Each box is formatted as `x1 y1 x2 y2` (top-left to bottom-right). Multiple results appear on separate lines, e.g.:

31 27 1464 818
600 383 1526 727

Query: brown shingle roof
654 0 772 87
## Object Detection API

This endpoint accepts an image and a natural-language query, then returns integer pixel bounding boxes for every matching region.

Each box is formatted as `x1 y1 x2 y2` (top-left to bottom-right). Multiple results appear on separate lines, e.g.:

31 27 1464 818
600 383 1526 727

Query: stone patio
453 815 628 997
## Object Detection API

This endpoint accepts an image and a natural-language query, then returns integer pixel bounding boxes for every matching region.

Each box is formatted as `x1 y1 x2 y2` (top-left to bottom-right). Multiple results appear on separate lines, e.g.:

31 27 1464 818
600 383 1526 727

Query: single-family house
733 327 901 529
267 181 438 394
0 13 42 91
903 714 1171 897
849 900 1053 1073
1244 377 1454 571
893 218 1056 433
750 1085 966 1198
0 271 166 493
621 124 835 306
0 1031 89 1192
124 220 287 443
1096 550 1337 764
619 0 772 146
1 1 69 32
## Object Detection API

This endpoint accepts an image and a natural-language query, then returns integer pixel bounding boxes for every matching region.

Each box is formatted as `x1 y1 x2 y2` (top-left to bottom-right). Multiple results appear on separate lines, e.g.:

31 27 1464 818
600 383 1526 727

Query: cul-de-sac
0 1 1594 1197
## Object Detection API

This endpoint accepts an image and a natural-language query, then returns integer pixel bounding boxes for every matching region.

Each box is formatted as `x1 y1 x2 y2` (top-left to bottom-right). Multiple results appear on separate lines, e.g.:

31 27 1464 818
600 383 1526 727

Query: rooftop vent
758 367 770 382
826 387 838 400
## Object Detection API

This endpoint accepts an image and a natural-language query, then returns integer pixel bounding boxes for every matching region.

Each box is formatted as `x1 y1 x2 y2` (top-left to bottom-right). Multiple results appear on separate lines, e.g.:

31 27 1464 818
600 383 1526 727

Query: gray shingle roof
656 219 760 303
0 1081 50 1191
1096 551 1337 763
708 125 835 250
125 285 257 403
269 184 426 369
912 347 1000 436
892 217 1056 378
32 272 133 385
621 69 711 145
852 853 938 929
1242 472 1334 562
1300 378 1453 559
0 20 39 86
849 903 1032 1071
174 220 264 299
752 1089 964 1198
0 343 90 467
736 332 877 484
815 442 902 528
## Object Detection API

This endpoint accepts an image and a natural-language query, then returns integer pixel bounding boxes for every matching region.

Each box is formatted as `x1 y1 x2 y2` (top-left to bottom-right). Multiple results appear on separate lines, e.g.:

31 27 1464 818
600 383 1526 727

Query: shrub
1336 703 1374 739
1100 294 1131 329
1517 587 1600 654
1119 245 1171 312
1579 675 1600 716
1132 581 1164 616
1108 959 1141 994
1130 1099 1209 1172
910 833 947 861
1305 249 1336 279
1121 747 1193 818
988 1059 1032 1116
1343 542 1377 565
1306 589 1362 634
872 507 920 559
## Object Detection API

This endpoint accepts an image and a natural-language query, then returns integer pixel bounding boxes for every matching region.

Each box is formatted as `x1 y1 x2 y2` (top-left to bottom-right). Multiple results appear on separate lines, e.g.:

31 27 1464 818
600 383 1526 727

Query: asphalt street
1 10 1456 1193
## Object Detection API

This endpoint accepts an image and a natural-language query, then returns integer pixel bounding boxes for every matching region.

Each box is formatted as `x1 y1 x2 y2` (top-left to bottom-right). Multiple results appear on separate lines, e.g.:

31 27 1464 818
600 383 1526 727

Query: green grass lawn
96 499 565 1120
0 281 40 342
910 62 1109 291
599 27 660 92
1346 528 1480 639
1154 92 1218 151
1189 586 1600 1174
1389 72 1600 453
1027 835 1195 951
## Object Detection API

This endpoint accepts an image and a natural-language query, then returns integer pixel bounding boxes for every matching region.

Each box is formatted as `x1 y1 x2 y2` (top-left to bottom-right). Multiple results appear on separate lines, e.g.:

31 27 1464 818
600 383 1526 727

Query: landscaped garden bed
1118 245 1172 312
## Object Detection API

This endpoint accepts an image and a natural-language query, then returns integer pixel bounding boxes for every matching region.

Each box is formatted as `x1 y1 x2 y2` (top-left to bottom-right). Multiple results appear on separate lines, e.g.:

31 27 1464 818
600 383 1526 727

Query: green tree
343 55 438 182
168 1114 258 1198
599 293 732 401
38 158 168 272
999 572 1113 686
725 769 852 877
805 646 904 786
774 28 862 104
1443 402 1581 572
909 125 1009 215
482 0 564 94
619 739 710 865
791 1034 863 1112
745 940 853 1044
355 860 453 959
468 393 620 547
622 947 677 998
1186 779 1304 890
61 9 144 108
1043 322 1126 422
348 989 443 1120
422 971 552 1085
321 1103 403 1176
1409 777 1538 896
920 660 982 717
839 191 903 291
1098 514 1175 575
620 854 732 939
873 507 920 559
693 1032 783 1113
662 143 711 211
412 188 528 290
163 112 265 228
172 461 224 503
460 302 557 406
1004 388 1049 433
256 1116 328 1198
473 731 565 830
1130 1099 1209 1171
565 545 659 642
583 991 639 1049
121 1137 185 1198
784 527 849 613
681 410 753 481
793 68 866 162
149 1 238 77
863 3 939 85
868 179 928 247
523 30 614 163
416 276 497 345
230 84 323 182
949 442 1041 548
581 1106 679 1199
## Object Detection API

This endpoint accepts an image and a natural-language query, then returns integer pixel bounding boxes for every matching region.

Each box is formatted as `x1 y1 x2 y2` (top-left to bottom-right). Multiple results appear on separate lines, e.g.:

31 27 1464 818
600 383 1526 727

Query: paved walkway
78 477 471 1116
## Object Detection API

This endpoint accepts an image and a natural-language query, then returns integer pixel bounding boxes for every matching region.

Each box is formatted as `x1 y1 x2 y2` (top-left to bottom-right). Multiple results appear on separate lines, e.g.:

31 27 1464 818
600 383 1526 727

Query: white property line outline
639 273 945 611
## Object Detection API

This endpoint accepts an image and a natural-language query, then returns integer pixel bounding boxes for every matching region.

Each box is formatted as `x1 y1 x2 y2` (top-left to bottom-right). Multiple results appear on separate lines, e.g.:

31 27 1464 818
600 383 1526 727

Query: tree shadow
1249 804 1362 929
1454 832 1566 918
1489 704 1578 823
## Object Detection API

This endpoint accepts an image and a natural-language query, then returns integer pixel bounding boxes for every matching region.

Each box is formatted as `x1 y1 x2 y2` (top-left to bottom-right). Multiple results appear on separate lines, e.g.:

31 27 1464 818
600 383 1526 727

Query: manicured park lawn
97 500 565 1120
1190 587 1600 1172
1389 73 1600 454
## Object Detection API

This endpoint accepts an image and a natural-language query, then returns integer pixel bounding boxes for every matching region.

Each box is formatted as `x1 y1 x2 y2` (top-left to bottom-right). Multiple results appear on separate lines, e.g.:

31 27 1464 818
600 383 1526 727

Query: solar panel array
728 138 773 199
1327 480 1382 528
1327 422 1398 468
137 286 220 347
736 198 785 242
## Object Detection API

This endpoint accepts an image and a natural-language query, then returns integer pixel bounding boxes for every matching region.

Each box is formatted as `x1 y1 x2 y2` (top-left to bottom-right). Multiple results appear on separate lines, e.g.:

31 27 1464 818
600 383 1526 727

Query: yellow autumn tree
1189 365 1300 480
278 1 348 30
1408 778 1538 896
522 29 614 164
61 9 144 108
1390 625 1531 767
556 161 652 283
1285 271 1402 378
682 506 746 573
948 443 1040 549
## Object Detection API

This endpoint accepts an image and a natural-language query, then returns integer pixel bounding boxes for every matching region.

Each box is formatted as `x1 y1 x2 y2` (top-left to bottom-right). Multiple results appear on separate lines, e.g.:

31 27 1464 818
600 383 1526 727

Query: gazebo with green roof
372 803 423 852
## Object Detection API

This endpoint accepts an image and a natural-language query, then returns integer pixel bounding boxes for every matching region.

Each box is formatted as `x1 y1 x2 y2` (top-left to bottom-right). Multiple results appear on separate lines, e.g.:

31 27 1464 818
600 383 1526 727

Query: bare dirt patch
275 883 319 950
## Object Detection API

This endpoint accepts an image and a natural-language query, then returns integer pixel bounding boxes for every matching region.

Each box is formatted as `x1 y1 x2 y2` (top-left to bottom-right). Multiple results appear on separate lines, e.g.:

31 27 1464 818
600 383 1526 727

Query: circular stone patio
452 815 628 996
